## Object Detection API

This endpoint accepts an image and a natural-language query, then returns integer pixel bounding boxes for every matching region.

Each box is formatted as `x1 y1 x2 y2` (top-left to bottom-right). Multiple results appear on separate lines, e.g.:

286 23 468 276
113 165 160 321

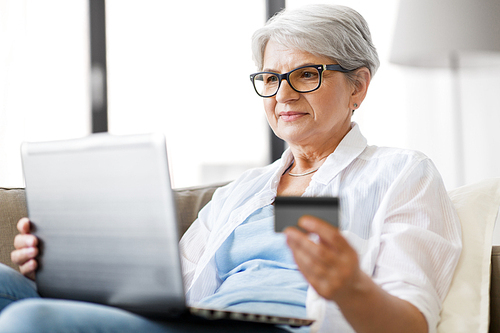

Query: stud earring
352 103 358 115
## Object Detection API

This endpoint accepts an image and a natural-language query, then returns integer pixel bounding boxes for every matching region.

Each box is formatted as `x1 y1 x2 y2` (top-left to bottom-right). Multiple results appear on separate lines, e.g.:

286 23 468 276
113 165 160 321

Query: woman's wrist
332 271 428 333
332 268 373 309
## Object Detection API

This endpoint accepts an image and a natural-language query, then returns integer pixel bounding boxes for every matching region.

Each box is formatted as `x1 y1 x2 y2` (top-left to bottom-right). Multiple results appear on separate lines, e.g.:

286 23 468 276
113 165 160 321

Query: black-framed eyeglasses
249 64 353 98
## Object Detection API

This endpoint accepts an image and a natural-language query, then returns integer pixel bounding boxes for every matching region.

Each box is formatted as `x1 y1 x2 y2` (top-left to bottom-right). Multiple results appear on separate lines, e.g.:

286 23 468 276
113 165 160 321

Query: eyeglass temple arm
324 64 353 73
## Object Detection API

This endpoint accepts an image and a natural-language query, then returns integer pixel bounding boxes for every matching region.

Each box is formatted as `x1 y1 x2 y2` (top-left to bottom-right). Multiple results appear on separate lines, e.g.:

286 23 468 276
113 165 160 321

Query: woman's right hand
11 217 38 280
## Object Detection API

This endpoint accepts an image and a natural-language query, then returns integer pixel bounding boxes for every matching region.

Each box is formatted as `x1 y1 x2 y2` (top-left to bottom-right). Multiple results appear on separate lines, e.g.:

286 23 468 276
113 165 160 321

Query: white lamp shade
390 0 500 67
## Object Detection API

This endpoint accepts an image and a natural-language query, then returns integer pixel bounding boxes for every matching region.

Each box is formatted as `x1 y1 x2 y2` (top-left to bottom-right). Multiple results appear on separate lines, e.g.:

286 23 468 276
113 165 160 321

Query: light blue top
198 205 309 332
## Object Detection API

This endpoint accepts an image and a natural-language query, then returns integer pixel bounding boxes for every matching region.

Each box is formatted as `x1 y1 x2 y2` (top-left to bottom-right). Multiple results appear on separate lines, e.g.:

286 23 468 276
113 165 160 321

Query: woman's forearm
334 271 428 333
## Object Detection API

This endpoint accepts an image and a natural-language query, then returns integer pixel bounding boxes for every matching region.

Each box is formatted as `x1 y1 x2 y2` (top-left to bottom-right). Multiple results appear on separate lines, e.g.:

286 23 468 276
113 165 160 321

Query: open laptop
20 133 314 327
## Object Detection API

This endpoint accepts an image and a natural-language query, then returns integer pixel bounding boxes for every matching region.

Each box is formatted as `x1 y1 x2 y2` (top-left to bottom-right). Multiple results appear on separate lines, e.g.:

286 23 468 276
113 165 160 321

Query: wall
2 0 499 189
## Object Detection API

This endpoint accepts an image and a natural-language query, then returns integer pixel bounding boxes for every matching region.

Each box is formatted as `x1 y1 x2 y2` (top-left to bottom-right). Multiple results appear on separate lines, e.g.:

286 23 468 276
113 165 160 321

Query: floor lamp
389 0 500 187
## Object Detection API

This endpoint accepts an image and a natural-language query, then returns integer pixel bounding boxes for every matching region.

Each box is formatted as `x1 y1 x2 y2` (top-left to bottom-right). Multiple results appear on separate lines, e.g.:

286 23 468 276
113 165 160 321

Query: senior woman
0 4 461 333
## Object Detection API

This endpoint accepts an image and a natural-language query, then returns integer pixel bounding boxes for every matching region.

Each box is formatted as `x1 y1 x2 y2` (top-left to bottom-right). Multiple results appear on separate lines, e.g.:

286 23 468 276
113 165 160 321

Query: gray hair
251 4 380 83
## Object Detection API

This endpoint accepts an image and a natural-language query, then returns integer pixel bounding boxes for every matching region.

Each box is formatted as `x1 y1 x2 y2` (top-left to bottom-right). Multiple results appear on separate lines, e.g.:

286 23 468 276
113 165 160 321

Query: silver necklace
288 165 320 177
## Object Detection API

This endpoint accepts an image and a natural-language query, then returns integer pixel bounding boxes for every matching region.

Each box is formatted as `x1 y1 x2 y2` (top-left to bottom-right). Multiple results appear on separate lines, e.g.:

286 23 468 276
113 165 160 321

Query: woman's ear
350 67 371 110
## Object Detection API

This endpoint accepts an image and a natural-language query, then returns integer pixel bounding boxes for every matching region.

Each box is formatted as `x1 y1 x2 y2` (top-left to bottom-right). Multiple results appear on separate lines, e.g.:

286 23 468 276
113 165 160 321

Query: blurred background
1 0 499 189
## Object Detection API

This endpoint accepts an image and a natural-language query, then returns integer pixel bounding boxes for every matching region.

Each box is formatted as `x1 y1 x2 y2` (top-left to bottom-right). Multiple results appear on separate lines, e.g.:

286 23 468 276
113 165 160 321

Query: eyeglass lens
253 66 321 97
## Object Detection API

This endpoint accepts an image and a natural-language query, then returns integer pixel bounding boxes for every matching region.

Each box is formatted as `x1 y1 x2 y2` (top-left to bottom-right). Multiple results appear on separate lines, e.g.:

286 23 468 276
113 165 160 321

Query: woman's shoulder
360 144 430 164
351 144 440 183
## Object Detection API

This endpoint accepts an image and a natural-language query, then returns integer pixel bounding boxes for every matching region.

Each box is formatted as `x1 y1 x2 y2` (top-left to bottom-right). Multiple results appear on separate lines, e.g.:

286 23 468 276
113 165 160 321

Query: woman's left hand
284 215 363 302
285 215 428 333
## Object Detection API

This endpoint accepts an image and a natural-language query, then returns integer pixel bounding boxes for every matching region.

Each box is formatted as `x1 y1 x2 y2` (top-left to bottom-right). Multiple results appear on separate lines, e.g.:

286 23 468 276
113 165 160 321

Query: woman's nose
275 79 300 103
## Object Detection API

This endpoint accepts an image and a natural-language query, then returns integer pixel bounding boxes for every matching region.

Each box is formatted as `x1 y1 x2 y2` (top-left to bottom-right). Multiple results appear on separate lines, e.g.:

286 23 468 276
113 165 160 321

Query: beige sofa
1 183 500 332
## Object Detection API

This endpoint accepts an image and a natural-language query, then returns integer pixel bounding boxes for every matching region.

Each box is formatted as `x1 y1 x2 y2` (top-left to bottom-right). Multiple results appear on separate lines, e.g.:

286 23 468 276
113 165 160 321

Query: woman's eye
266 75 278 84
301 71 317 79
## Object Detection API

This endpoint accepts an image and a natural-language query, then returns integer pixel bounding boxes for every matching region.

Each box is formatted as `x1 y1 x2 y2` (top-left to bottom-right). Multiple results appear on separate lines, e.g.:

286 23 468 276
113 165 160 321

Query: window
0 0 89 187
1 0 268 188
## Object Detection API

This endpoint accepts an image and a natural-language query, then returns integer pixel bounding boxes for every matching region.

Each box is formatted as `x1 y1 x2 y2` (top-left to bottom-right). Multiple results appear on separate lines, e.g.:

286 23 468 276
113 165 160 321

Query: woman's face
262 39 357 150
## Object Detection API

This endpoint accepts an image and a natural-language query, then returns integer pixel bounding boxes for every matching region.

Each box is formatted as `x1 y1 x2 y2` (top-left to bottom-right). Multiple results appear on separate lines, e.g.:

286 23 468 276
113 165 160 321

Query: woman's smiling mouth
278 111 308 122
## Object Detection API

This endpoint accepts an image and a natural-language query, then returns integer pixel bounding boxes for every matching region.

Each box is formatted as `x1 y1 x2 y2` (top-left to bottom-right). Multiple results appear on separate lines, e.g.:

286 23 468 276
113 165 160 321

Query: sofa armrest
0 188 28 271
490 246 500 332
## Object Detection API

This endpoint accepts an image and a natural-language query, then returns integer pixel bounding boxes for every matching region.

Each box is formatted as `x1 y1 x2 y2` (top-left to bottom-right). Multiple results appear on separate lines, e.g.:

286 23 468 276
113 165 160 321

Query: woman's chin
275 130 311 147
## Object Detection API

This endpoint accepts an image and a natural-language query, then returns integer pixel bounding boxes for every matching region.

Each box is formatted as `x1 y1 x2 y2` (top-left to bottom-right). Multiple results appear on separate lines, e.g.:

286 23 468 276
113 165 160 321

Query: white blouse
179 123 462 333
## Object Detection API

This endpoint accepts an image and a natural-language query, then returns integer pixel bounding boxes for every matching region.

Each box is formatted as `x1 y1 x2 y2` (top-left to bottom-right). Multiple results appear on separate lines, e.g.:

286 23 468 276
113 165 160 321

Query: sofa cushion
437 178 500 333
173 183 226 237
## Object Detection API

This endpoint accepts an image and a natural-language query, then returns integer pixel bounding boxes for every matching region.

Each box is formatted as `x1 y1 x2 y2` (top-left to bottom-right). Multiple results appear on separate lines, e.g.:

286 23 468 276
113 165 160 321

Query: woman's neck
287 145 334 175
286 121 353 173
